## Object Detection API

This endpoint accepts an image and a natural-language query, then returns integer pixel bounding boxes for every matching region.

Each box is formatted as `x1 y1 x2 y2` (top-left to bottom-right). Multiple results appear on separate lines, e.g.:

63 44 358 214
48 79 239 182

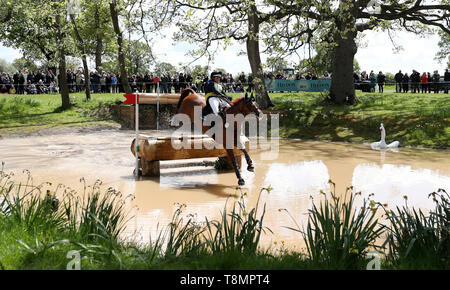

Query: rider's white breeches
209 97 221 114
208 97 230 115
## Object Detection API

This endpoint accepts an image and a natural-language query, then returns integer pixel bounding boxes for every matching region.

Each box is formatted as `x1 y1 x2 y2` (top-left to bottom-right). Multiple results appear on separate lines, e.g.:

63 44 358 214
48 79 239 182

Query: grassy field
1 171 448 270
0 87 449 149
269 86 450 149
0 93 123 136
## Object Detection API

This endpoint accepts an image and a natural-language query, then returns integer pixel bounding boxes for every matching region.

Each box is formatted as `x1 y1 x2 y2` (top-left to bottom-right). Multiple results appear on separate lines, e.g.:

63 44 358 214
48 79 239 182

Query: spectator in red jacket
420 72 428 93
152 75 160 92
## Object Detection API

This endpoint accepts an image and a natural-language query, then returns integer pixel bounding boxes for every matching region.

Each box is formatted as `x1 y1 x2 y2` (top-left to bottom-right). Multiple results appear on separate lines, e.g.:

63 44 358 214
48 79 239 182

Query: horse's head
231 92 262 118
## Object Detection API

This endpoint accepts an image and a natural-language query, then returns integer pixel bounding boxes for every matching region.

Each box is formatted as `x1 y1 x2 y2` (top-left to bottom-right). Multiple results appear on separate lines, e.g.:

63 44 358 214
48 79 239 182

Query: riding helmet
210 71 222 79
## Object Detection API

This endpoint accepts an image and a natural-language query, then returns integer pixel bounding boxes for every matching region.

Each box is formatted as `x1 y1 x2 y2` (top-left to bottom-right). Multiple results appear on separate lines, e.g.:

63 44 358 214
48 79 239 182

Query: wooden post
131 135 249 176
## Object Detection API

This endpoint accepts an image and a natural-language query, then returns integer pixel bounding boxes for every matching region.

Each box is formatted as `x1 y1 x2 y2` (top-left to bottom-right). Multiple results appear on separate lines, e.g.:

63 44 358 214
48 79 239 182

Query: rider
204 71 232 119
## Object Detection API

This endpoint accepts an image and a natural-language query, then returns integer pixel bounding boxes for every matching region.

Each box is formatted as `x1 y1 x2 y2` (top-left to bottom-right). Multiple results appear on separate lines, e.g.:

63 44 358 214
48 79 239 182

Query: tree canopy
265 0 450 104
0 0 448 107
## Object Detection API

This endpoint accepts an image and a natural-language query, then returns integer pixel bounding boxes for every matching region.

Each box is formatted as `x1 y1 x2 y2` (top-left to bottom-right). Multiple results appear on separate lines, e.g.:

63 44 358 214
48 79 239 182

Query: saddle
202 95 230 119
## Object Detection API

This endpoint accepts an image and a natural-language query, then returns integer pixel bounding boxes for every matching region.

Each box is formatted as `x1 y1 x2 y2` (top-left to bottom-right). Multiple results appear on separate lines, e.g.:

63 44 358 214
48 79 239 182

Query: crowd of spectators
0 70 256 95
353 70 387 93
2 67 448 95
0 70 57 95
264 71 331 80
354 68 450 94
393 69 449 94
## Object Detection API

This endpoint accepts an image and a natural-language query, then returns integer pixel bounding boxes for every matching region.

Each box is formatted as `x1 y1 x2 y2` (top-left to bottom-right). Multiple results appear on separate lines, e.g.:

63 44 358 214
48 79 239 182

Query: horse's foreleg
227 149 245 186
241 148 254 172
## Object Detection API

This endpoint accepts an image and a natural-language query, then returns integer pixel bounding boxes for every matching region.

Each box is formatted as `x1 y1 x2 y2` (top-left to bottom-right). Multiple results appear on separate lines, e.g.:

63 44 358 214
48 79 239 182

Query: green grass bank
270 87 449 149
0 93 123 136
0 88 448 149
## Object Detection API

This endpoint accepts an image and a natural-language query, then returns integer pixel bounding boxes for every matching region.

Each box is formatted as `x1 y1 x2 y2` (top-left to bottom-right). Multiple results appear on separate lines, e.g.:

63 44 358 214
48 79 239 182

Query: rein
224 98 245 114
217 94 232 105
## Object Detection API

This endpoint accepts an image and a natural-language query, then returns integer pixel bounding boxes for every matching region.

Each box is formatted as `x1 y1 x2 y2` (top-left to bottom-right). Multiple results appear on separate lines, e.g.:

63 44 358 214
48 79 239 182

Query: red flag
123 93 140 104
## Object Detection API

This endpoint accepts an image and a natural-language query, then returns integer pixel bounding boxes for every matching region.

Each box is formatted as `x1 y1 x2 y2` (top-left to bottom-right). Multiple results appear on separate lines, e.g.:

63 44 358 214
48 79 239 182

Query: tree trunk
246 3 273 109
110 1 131 94
81 57 91 101
94 5 103 71
56 11 70 109
70 14 91 101
58 49 70 109
329 30 358 105
95 37 103 71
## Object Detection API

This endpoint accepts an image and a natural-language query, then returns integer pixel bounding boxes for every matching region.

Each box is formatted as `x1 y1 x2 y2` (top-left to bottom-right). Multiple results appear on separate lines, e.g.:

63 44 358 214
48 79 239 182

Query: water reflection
264 161 330 196
0 130 449 249
352 163 450 209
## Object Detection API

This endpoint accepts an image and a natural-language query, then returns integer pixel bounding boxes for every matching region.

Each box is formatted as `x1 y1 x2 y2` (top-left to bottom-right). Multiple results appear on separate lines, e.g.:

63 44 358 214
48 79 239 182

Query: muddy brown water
1 129 449 250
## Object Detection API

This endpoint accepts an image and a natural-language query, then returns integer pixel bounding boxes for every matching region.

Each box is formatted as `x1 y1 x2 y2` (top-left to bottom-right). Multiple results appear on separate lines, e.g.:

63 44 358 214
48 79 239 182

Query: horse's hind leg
227 149 245 186
241 148 254 172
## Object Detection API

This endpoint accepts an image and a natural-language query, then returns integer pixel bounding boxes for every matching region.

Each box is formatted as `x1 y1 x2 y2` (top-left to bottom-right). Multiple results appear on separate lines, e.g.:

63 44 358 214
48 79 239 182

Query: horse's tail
177 88 195 110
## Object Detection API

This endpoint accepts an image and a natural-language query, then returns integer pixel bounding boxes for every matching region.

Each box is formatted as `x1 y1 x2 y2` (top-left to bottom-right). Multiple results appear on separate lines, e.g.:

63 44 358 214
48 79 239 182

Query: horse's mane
180 88 195 97
177 88 196 109
231 97 244 106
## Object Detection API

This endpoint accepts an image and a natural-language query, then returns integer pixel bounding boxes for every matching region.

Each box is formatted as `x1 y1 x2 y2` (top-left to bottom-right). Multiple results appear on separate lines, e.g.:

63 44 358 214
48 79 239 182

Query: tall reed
203 188 272 255
0 167 130 269
0 168 65 230
283 182 384 269
381 189 449 269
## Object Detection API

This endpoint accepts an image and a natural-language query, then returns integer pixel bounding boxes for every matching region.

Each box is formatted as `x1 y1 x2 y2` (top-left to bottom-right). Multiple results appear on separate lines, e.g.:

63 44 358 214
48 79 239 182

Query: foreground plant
0 169 65 231
0 167 130 269
381 189 450 269
283 181 385 269
203 188 272 256
2 166 448 270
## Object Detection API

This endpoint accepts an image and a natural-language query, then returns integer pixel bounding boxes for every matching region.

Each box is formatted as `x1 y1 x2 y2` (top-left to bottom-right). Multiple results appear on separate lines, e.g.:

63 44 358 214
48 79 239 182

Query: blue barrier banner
264 79 331 92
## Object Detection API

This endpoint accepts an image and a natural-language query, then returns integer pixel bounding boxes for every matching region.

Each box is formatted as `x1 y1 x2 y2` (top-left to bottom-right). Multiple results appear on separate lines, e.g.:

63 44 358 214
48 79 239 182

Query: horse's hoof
133 168 142 177
247 165 254 172
238 179 245 186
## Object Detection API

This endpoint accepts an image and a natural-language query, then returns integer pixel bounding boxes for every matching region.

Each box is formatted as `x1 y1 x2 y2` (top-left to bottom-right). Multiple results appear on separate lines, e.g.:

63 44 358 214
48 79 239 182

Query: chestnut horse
176 88 262 186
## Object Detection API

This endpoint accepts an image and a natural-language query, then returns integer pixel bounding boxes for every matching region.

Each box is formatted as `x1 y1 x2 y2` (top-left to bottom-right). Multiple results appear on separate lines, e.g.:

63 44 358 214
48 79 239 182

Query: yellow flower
351 248 359 254
274 241 278 245
370 200 376 208
371 208 377 214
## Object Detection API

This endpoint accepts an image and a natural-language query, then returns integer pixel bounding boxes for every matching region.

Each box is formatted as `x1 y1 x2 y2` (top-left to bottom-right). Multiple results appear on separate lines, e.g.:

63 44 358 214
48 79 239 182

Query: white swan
371 123 400 149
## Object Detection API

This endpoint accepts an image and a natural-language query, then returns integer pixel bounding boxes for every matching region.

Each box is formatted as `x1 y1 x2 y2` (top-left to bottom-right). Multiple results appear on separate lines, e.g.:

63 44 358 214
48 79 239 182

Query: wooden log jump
131 134 249 176
126 93 186 105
